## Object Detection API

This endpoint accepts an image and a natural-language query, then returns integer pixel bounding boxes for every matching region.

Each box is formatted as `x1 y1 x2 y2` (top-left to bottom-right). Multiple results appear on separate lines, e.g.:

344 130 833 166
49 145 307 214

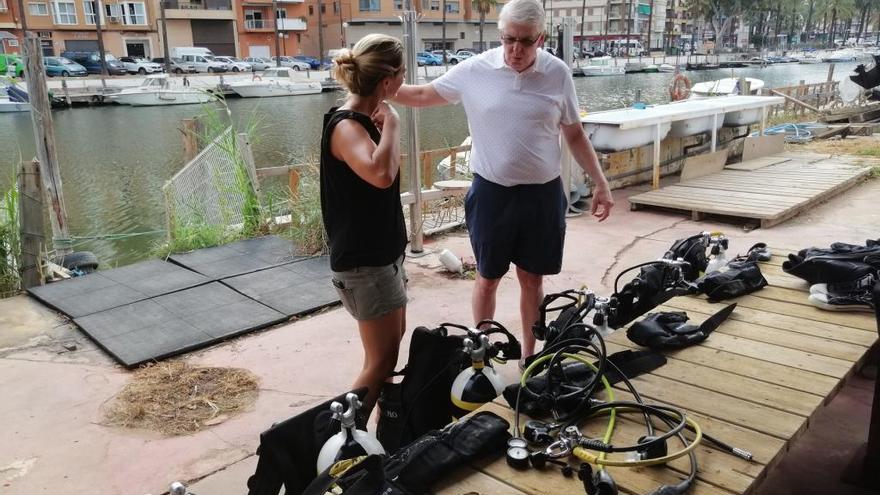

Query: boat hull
0 101 31 112
110 90 216 106
582 66 625 76
584 122 671 152
230 82 322 98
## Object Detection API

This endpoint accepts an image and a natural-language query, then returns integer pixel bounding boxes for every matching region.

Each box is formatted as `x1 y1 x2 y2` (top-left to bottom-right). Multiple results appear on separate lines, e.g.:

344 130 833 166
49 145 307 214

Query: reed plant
0 178 21 298
282 162 327 255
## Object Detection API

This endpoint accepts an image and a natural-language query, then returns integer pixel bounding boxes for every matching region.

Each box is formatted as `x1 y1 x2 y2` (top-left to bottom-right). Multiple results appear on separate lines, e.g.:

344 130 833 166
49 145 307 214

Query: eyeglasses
500 34 541 47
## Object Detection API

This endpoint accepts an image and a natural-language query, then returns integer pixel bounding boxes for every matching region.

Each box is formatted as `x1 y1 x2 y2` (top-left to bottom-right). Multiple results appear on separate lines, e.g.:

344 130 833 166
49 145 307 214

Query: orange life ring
669 73 691 101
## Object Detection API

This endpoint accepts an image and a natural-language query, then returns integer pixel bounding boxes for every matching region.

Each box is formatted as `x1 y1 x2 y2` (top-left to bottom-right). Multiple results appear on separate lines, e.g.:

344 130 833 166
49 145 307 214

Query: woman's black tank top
319 108 407 272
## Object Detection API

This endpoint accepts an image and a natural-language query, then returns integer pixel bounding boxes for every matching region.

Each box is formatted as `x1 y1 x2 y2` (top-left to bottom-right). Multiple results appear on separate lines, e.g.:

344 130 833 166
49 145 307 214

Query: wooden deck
435 252 878 495
628 152 874 228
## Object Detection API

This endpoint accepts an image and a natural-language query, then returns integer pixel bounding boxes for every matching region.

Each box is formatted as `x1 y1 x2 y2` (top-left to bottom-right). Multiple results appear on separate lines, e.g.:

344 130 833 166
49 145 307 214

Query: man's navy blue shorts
464 174 567 279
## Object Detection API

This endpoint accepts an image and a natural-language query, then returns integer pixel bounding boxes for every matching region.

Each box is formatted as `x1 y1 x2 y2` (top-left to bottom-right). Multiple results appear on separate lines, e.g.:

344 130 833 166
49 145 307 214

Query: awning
0 31 18 40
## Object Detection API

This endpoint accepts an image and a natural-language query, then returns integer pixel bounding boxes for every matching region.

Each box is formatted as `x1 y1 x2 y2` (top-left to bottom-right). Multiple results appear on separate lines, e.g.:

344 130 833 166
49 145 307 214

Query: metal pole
561 17 575 210
160 0 171 73
273 0 282 66
402 0 423 253
94 0 108 90
23 36 72 256
317 0 325 66
441 0 447 65
16 0 29 31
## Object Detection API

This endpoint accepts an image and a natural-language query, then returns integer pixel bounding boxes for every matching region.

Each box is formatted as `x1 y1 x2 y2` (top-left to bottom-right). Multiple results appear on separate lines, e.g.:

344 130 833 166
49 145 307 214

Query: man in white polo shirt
394 0 613 362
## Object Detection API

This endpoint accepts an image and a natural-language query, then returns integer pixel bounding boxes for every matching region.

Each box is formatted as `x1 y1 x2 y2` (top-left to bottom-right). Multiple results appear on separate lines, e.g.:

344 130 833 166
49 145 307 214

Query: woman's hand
371 100 400 133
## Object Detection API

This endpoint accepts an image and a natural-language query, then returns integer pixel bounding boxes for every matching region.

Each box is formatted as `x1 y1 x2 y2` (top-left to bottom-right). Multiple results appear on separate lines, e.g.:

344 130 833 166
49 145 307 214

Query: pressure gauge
506 437 530 469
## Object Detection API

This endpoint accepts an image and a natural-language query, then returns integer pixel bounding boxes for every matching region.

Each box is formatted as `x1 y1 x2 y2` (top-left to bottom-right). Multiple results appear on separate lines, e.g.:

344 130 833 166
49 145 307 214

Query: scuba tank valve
316 393 385 474
704 232 729 274
450 333 506 419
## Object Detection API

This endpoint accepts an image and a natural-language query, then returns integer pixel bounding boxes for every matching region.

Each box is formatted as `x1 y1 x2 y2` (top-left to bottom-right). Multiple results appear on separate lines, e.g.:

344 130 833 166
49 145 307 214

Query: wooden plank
725 156 789 171
742 134 785 162
628 195 779 218
19 159 45 289
640 188 801 208
680 149 728 181
761 168 872 228
604 337 840 396
662 297 877 347
732 294 877 332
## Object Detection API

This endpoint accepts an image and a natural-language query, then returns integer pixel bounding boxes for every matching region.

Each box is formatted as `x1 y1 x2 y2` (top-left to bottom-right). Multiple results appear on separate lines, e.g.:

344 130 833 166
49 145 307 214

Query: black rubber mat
221 256 340 316
168 235 303 279
74 282 287 367
28 260 209 318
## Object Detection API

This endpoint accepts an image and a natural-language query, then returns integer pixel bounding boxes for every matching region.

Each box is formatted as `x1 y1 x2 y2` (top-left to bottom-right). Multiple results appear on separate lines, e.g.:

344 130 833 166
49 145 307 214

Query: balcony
277 17 306 30
164 0 236 19
244 19 273 30
241 0 302 4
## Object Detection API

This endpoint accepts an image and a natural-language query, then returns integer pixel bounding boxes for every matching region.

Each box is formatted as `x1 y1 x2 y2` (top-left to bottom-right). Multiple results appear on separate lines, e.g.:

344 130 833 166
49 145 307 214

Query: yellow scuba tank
450 333 505 419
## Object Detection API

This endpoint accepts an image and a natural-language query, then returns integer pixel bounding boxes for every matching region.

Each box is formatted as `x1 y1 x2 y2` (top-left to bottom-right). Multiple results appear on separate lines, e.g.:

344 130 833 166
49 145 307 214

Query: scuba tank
316 393 385 474
450 333 506 419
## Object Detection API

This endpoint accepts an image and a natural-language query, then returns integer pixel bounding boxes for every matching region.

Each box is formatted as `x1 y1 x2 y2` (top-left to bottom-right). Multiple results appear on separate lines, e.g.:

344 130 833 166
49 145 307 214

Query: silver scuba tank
450 333 505 419
316 393 385 474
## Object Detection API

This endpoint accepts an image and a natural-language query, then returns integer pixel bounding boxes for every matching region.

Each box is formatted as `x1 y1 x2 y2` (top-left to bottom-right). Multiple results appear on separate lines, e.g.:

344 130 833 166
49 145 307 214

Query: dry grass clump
791 135 880 156
103 361 259 436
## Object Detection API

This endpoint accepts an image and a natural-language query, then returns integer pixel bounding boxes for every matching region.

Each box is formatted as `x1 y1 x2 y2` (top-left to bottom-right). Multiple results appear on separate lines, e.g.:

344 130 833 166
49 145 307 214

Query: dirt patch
787 135 880 157
102 361 259 436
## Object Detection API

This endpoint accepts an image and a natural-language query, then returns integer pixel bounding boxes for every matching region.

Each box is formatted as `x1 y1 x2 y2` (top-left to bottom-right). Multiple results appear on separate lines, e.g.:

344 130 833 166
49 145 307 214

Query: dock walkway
627 152 875 228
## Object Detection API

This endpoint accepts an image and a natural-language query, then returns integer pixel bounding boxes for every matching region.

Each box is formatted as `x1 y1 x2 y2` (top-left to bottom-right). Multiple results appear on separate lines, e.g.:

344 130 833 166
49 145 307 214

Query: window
308 4 312 14
104 3 120 17
120 2 146 24
333 1 337 13
420 0 428 9
393 0 402 9
52 1 77 24
29 2 49 14
358 0 378 11
275 8 286 18
446 1 458 13
459 31 464 39
320 3 324 12
82 0 98 24
430 0 438 10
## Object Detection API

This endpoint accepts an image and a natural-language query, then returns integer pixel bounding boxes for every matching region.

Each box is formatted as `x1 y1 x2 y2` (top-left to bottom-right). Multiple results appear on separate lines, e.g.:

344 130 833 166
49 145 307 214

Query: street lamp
342 21 349 48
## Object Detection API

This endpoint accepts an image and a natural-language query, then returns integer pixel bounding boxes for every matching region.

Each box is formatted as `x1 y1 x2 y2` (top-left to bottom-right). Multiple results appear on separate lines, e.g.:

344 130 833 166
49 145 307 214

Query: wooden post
449 149 457 177
288 168 300 203
181 117 203 162
18 159 45 288
798 80 806 116
422 153 434 189
23 36 72 257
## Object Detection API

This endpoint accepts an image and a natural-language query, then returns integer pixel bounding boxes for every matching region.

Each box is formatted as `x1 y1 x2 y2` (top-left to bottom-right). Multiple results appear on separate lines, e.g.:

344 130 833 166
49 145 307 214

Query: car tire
207 67 214 73
174 68 183 74
138 67 147 75
61 70 69 77
233 67 240 72
58 251 99 274
293 65 301 71
450 59 458 65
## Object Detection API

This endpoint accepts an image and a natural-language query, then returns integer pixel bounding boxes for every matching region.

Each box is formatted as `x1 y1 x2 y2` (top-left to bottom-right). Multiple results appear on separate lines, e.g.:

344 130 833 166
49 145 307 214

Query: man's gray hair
499 0 545 31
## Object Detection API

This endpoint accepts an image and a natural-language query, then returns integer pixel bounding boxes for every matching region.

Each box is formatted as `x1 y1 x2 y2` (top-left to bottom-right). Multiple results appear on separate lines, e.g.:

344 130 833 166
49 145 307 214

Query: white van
170 46 214 59
613 39 645 56
180 54 229 73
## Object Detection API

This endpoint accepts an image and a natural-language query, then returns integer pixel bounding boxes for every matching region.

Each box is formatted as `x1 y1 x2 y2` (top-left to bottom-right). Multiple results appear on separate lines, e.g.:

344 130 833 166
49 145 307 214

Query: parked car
243 57 273 71
61 51 128 75
0 54 24 78
416 52 442 66
119 56 164 75
213 56 253 72
455 50 478 58
44 57 88 77
293 55 321 70
430 50 467 64
271 56 310 70
151 57 197 74
179 54 228 73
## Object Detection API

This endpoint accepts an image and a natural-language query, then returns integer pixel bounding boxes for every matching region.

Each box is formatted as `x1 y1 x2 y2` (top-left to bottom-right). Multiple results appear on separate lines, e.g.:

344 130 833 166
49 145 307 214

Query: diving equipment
316 393 385 474
450 333 506 419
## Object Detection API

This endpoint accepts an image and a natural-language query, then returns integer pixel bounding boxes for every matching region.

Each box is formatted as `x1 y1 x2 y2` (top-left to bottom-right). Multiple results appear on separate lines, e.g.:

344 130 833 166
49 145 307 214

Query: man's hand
371 100 399 133
591 186 614 221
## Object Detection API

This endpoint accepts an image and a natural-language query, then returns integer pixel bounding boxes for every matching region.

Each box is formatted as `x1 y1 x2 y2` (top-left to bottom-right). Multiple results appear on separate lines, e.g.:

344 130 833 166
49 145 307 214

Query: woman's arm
331 102 401 189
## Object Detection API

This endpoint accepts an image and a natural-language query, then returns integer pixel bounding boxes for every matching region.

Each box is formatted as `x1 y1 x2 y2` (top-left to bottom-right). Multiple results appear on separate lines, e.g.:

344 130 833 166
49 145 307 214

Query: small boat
108 74 216 106
228 67 323 98
822 49 858 62
685 62 720 70
1 79 30 112
582 56 625 76
657 64 677 73
643 64 659 73
625 62 646 74
690 77 765 98
796 54 822 64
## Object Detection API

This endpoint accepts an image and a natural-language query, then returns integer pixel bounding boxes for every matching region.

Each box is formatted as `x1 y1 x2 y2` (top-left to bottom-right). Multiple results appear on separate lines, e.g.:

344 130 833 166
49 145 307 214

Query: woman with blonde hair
320 34 407 414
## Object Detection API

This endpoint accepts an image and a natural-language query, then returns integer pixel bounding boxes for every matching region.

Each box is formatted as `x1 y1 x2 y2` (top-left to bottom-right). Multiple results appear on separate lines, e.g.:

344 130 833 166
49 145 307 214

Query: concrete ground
1 174 877 495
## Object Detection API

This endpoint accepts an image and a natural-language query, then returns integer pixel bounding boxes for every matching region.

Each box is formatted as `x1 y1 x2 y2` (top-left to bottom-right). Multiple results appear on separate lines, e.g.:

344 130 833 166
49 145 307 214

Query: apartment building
163 0 237 56
7 0 160 57
1 0 22 54
543 0 667 51
236 0 307 58
331 0 503 57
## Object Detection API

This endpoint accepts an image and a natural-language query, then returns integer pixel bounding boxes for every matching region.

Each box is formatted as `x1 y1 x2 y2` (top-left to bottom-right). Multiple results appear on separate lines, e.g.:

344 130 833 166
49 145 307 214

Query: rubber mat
168 235 303 279
221 256 340 316
28 260 209 318
74 282 287 367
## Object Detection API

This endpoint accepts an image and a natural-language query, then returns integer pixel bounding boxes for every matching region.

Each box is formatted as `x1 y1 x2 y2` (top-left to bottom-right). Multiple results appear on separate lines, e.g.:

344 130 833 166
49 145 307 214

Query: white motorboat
228 67 323 98
108 74 217 106
0 78 30 112
689 77 765 98
796 54 822 64
657 64 677 73
822 49 858 62
0 95 30 112
581 56 625 77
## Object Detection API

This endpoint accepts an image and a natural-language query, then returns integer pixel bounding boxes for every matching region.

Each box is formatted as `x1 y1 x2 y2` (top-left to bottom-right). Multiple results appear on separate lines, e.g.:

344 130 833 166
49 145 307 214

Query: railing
766 80 841 117
166 0 232 10
244 19 273 29
277 17 307 30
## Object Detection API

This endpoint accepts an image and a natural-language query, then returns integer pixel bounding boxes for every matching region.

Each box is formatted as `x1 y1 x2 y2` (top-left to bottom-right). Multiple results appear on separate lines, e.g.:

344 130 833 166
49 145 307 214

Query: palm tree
472 0 498 52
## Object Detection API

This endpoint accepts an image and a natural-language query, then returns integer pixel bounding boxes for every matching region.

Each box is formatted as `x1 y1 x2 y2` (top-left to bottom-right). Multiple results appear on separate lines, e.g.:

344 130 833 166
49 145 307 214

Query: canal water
0 62 865 266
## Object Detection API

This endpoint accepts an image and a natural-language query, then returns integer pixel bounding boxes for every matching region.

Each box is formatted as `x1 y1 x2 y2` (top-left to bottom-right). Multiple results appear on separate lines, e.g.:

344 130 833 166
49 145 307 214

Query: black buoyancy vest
319 108 407 272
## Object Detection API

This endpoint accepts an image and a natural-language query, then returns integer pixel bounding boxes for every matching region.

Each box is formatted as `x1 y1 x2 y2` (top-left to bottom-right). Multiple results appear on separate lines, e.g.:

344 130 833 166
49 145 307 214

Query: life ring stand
669 73 691 101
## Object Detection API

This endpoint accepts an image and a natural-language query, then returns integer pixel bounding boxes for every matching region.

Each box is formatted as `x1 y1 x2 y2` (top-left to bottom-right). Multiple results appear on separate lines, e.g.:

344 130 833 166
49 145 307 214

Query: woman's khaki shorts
331 256 408 321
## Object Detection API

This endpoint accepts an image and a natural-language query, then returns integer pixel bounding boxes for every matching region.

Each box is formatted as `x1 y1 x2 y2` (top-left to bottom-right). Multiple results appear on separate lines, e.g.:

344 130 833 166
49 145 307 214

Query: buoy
316 393 385 474
450 333 505 419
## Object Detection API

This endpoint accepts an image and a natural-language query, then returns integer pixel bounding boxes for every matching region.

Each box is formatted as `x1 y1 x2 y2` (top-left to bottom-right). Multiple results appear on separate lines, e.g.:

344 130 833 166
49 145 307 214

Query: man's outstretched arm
561 121 614 221
393 84 449 108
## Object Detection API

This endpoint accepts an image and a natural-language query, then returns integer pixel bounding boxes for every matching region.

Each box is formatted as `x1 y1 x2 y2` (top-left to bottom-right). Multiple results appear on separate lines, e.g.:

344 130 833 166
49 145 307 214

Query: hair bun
334 49 356 68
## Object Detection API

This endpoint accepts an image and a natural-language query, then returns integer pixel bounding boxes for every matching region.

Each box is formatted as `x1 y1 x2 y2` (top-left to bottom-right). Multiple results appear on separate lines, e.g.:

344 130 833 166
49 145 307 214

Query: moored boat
228 67 323 98
108 74 217 106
